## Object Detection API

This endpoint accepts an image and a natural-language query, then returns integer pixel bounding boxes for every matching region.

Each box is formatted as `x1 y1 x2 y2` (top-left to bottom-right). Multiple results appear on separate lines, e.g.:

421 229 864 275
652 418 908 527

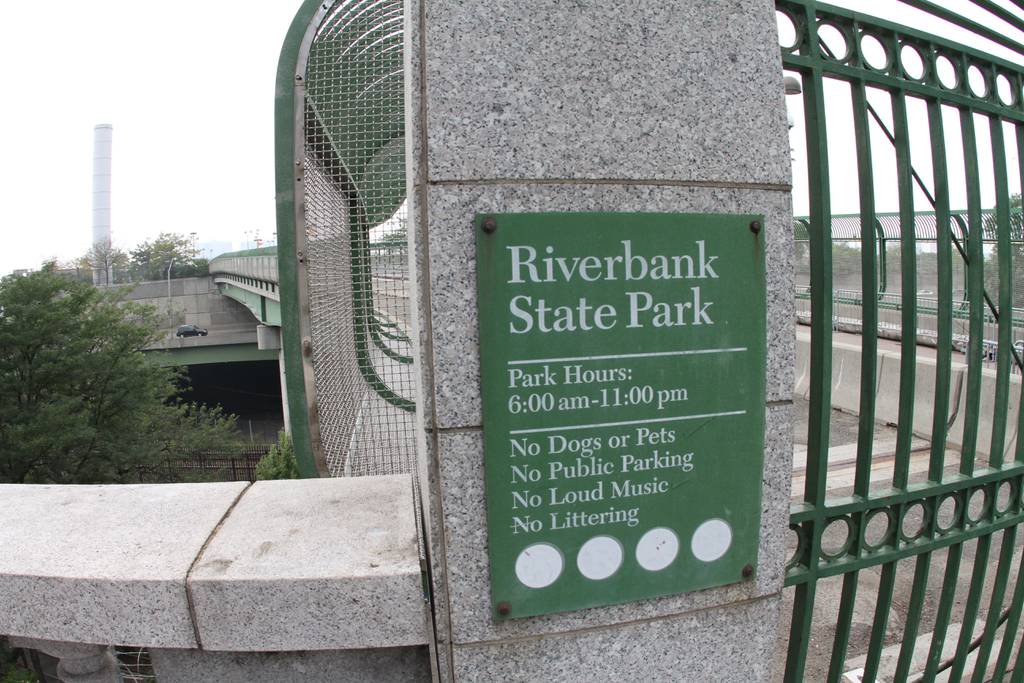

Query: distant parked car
175 324 208 337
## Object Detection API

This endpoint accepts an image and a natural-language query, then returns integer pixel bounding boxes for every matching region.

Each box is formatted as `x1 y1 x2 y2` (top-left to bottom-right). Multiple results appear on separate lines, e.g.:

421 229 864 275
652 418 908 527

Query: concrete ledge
0 482 248 648
0 477 427 653
189 477 426 651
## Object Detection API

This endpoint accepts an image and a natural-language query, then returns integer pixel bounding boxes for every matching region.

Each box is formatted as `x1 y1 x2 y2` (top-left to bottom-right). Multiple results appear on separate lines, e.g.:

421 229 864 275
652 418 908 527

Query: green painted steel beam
217 281 283 326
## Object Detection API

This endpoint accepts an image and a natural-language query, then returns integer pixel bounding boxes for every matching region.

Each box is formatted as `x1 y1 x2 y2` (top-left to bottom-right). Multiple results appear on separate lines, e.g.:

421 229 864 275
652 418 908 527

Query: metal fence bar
826 573 861 682
993 542 1024 678
900 0 1024 56
864 82 917 683
948 533 993 680
825 76 882 683
922 544 965 679
894 95 956 683
969 0 1024 33
993 121 1024 683
989 117 1013 466
970 525 1018 681
801 15 834 510
961 108 986 476
783 7 832 678
853 80 880 496
1012 640 1024 683
892 90 918 490
929 99 955 481
893 552 932 681
863 561 898 681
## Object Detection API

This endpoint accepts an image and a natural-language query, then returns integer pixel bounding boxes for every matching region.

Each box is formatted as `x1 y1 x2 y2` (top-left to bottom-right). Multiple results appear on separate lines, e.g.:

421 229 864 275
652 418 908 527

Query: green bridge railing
780 0 1024 681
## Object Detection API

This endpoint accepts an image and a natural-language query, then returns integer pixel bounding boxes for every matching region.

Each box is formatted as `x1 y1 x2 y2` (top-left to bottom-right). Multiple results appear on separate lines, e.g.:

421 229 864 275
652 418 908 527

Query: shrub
255 431 300 480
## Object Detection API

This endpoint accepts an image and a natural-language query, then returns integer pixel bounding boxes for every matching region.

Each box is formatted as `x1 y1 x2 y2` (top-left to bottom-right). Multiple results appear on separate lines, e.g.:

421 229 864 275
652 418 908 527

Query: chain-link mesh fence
300 0 416 477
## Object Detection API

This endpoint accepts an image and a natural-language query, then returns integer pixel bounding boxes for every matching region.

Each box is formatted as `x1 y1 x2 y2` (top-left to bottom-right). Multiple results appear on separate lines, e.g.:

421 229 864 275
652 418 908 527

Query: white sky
0 1 302 275
0 1 1021 276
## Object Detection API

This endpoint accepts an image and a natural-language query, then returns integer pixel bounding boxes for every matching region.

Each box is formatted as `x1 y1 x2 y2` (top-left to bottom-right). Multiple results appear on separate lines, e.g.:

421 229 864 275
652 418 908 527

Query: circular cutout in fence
860 33 888 70
996 73 1015 106
786 524 803 569
996 480 1015 516
636 527 679 572
819 23 848 61
820 517 853 560
576 536 624 581
936 55 959 90
515 543 563 589
936 494 960 533
900 44 925 80
901 502 927 541
864 508 893 550
691 519 733 563
968 65 989 98
967 487 988 524
777 10 799 50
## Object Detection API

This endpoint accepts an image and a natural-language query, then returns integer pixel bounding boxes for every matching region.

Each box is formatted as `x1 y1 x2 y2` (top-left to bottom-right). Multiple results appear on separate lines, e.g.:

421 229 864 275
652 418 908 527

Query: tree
128 232 208 282
0 270 240 484
78 241 128 285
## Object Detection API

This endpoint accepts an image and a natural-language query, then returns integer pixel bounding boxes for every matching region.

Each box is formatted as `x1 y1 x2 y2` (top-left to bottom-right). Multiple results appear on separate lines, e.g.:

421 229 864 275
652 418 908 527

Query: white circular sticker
576 535 624 580
514 543 564 589
635 527 679 571
691 519 733 562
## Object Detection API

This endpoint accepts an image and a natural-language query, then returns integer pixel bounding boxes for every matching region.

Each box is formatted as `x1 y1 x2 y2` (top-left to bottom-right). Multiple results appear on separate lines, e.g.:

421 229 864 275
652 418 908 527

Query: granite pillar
405 1 794 680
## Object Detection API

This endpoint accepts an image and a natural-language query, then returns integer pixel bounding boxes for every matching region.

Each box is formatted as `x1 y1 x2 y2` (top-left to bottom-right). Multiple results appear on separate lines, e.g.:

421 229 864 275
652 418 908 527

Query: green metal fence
780 1 1024 680
276 0 416 478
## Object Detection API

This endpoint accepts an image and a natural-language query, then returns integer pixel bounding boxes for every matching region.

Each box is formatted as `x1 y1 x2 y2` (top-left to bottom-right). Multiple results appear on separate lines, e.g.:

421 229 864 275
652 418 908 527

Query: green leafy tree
77 242 129 285
128 232 208 282
255 431 300 480
0 270 240 483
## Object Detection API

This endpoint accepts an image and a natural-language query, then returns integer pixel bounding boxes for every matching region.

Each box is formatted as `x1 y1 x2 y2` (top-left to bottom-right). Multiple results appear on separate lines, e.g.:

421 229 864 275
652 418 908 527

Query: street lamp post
166 258 175 331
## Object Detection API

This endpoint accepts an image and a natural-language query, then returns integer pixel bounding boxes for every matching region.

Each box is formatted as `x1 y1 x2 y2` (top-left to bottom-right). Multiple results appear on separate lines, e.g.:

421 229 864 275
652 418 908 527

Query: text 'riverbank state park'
476 213 767 619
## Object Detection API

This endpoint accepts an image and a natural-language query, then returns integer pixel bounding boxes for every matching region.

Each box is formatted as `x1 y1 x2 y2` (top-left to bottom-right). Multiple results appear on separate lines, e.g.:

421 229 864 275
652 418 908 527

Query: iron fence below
137 447 270 483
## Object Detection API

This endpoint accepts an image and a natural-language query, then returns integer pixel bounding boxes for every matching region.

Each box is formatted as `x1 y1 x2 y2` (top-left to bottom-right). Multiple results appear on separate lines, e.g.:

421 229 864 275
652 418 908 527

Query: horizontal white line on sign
507 347 748 366
509 410 747 435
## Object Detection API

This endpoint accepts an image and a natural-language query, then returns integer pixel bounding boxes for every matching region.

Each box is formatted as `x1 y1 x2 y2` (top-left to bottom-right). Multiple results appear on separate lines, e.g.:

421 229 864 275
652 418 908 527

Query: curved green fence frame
276 0 414 477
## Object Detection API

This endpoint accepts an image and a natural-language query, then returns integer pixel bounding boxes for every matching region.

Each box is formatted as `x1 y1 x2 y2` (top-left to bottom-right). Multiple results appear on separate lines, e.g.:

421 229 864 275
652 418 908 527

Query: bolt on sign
475 213 767 619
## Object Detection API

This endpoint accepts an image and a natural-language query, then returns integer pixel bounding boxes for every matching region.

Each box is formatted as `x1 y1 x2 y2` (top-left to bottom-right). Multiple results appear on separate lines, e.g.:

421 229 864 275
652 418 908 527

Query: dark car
175 324 208 338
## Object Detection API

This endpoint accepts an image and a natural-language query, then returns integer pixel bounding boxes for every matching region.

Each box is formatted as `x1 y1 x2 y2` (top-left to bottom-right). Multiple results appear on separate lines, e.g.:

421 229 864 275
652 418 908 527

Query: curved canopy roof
305 0 405 227
794 210 1022 243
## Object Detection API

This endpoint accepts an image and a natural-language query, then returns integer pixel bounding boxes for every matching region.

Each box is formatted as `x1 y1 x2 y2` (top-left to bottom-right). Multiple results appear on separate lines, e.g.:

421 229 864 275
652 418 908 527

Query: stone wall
406 1 795 680
124 276 256 332
0 477 430 682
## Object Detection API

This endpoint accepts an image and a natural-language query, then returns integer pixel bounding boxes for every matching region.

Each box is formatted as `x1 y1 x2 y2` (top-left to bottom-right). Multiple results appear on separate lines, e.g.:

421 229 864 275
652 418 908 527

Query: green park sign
476 213 767 619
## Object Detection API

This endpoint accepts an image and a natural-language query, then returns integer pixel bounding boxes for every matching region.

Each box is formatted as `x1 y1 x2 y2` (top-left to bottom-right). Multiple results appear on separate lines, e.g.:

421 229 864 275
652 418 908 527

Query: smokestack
91 124 113 284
